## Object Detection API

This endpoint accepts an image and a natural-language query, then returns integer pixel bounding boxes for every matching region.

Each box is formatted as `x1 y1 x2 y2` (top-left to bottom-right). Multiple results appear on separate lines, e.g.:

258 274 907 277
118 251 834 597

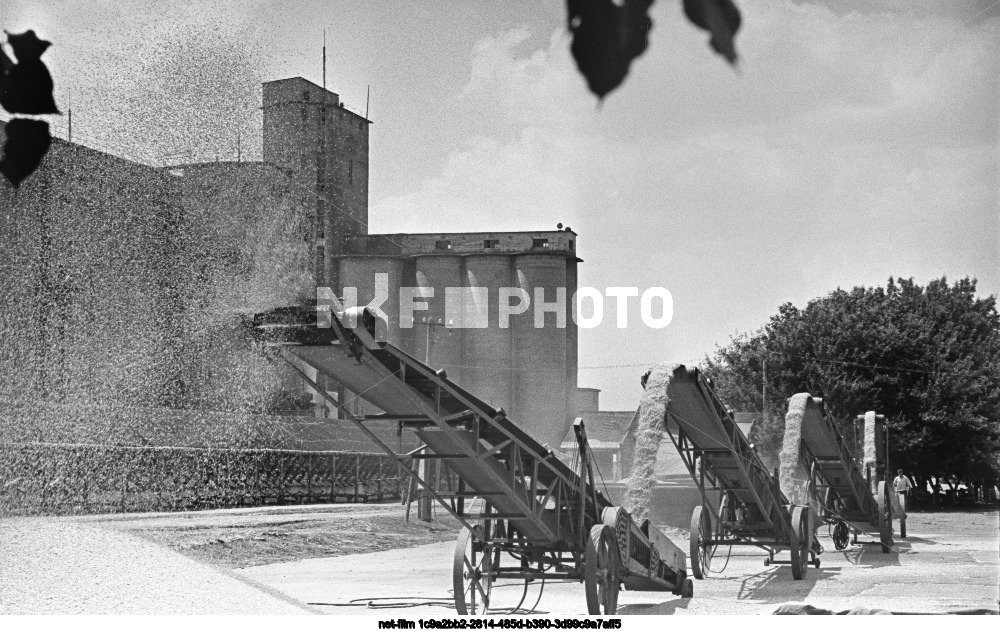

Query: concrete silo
337 255 404 345
512 252 569 448
462 254 514 414
413 255 464 385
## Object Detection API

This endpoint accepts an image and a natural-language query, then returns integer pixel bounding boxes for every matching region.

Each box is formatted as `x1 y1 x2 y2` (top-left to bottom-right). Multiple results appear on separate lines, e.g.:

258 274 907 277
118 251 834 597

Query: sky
3 0 998 410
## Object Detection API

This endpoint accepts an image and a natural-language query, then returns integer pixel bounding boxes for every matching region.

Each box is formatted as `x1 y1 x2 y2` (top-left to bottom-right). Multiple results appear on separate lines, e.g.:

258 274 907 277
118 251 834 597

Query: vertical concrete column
566 256 579 430
512 253 569 448
463 255 513 413
337 255 403 418
413 255 464 385
337 255 403 345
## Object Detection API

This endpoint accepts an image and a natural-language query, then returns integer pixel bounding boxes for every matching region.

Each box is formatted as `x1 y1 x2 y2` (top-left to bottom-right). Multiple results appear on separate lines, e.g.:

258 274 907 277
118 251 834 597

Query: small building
559 388 636 481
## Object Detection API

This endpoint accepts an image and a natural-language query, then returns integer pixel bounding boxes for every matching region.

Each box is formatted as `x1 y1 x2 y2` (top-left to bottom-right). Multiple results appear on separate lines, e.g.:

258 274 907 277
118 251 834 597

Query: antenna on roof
67 88 72 143
322 29 327 95
365 85 370 120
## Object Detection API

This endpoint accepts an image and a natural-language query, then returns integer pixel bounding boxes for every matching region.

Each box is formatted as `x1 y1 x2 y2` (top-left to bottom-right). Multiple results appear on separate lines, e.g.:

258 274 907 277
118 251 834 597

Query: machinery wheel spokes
689 505 712 580
832 520 850 550
789 505 809 580
717 492 734 540
454 525 492 615
585 524 620 615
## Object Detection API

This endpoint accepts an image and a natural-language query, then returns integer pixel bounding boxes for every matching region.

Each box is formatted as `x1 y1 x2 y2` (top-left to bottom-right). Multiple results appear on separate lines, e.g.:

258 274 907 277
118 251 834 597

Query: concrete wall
511 253 569 448
349 230 576 257
413 255 464 384
0 137 181 405
462 254 514 412
576 388 601 414
262 77 370 286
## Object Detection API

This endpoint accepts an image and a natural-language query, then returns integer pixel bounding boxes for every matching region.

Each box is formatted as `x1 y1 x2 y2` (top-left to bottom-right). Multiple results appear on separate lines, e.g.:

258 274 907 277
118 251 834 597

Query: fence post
279 453 285 505
307 453 313 503
377 458 383 502
354 454 360 502
330 454 337 503
120 448 129 513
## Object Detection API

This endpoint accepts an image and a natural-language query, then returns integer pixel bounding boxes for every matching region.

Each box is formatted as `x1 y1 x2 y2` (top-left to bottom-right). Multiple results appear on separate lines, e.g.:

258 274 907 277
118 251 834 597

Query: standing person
893 469 911 537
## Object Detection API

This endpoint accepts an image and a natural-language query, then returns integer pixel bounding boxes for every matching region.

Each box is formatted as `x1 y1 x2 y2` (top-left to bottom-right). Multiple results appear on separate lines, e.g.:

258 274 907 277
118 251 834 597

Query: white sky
4 0 998 410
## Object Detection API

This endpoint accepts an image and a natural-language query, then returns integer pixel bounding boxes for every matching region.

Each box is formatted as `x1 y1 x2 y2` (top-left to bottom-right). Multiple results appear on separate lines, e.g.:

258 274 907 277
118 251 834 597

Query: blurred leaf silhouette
683 0 742 65
0 118 52 186
1 29 58 187
566 0 655 100
566 0 741 99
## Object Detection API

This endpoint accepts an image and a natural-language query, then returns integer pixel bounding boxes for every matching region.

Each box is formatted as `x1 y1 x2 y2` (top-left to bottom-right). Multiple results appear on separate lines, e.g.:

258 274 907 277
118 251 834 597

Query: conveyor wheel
585 524 620 615
832 520 850 550
689 505 712 580
877 481 893 553
453 525 493 615
790 505 810 580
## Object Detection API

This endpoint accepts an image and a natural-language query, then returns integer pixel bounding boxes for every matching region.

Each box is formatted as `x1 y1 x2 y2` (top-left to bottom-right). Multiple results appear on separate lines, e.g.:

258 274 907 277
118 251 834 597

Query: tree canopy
706 277 1000 492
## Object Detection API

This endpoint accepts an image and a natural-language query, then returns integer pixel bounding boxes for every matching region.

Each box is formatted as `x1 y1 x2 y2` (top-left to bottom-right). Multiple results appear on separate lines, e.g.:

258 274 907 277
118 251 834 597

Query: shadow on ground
617 597 693 615
736 566 840 602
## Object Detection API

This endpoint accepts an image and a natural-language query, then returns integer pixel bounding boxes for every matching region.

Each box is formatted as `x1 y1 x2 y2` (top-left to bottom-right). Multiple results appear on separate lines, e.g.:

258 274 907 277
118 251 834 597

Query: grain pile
624 363 675 522
863 411 877 484
779 393 811 505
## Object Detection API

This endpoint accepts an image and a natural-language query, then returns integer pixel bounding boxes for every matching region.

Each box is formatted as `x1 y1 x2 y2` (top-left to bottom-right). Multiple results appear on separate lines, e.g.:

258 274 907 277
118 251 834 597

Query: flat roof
263 76 372 123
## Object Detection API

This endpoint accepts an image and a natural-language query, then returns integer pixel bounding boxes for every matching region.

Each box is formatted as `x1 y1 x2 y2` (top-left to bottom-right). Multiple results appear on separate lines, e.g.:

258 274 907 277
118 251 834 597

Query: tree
705 277 1000 498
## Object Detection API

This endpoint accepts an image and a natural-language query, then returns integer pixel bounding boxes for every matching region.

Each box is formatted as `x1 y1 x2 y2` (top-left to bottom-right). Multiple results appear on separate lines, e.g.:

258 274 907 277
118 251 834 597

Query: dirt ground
78 500 1000 615
85 501 462 569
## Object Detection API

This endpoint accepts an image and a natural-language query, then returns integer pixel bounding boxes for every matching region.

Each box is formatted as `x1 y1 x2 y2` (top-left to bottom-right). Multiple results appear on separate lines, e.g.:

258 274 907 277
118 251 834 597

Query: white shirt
894 475 911 493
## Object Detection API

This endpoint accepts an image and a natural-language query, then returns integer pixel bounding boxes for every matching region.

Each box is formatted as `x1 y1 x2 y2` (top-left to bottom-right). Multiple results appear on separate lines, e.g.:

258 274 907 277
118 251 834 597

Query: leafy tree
705 277 1000 499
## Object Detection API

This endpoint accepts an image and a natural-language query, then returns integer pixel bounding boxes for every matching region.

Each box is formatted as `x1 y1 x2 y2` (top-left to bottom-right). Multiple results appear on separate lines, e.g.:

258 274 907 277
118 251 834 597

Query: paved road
0 517 315 614
240 509 1000 616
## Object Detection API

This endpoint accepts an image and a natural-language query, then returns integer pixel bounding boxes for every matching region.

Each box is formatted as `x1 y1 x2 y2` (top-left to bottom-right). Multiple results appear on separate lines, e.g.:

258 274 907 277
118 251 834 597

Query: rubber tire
680 577 694 598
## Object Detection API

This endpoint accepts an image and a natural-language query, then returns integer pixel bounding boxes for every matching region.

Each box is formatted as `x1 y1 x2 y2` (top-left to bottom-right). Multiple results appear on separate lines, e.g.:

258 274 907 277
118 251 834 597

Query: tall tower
262 77 370 286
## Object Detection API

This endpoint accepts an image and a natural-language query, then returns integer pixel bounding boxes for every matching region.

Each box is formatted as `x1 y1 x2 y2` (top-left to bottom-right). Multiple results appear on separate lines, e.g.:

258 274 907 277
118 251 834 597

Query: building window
435 240 452 250
348 160 353 185
359 120 363 130
569 240 574 250
303 91 310 101
484 239 499 249
301 106 307 123
532 238 549 249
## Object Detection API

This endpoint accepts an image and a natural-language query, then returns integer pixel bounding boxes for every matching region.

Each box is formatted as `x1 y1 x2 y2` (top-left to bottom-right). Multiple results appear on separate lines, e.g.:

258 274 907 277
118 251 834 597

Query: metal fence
0 442 407 516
